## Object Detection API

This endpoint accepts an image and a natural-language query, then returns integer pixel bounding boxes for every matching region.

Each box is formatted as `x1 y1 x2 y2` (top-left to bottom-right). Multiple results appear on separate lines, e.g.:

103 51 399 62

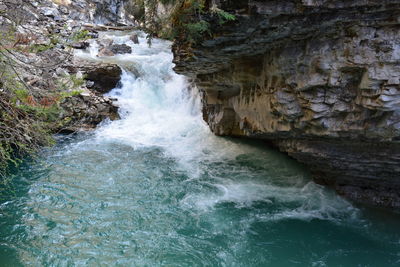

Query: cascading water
1 32 400 266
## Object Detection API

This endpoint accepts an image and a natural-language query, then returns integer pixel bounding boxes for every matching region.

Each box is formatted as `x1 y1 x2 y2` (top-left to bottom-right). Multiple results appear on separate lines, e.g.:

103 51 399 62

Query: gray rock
109 44 132 54
41 7 60 18
98 38 114 48
172 0 400 209
59 92 120 133
98 47 115 57
86 80 95 88
56 67 69 76
70 41 90 49
70 60 122 93
59 6 69 15
130 34 139 44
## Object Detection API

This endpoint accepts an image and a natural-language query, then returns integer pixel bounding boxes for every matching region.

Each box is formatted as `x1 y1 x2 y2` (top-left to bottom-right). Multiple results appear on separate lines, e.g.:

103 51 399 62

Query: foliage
169 0 208 43
185 20 210 42
129 0 235 44
56 73 86 91
213 8 236 24
71 29 90 42
0 90 53 177
157 0 235 43
0 2 88 179
28 43 56 53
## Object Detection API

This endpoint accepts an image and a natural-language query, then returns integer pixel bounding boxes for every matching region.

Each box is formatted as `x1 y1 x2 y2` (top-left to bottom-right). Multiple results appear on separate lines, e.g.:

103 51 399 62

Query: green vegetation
28 43 56 53
0 37 86 179
0 0 236 180
71 29 90 42
130 0 235 44
0 72 84 179
185 20 210 42
0 1 103 194
213 8 236 24
165 0 235 43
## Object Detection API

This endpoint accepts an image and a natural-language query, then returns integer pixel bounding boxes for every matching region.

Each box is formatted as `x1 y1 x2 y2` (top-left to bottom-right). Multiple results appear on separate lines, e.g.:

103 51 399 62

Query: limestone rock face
172 0 400 208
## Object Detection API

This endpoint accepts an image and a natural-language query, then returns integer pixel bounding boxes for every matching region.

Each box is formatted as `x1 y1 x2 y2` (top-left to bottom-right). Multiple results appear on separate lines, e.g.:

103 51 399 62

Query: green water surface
0 134 399 266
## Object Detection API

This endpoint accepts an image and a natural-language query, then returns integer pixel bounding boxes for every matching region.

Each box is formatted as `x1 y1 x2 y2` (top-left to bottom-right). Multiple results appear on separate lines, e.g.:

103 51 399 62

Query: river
0 32 399 266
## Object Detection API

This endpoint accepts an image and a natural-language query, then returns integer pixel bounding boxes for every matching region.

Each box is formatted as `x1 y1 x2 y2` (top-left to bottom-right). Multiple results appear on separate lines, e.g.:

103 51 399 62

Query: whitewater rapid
74 31 358 219
4 31 399 267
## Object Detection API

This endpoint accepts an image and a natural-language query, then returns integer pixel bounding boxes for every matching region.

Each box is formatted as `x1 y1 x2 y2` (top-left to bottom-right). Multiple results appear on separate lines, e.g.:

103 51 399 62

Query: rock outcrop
0 0 121 133
59 90 119 133
70 60 122 93
173 0 400 208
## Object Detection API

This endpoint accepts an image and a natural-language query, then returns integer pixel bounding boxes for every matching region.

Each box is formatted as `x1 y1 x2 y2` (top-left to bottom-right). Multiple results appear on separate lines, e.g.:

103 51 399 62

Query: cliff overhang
172 0 400 208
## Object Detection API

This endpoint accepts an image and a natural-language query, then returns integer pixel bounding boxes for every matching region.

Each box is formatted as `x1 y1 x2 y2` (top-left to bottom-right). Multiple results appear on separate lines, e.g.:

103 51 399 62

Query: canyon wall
172 0 400 208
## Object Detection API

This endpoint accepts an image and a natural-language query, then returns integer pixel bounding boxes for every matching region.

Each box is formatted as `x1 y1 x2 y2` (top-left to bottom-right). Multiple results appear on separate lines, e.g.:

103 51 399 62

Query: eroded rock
71 60 122 93
172 0 400 208
59 91 119 133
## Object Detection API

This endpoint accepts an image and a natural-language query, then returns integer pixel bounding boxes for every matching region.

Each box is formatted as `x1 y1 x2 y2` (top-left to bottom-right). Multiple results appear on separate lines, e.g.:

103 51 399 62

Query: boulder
59 92 119 133
98 38 114 48
130 34 139 44
109 44 132 54
98 47 115 57
70 41 89 49
70 60 122 93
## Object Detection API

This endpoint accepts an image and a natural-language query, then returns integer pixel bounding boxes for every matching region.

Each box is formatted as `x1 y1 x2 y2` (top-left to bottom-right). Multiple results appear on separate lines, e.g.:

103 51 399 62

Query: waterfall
2 31 393 267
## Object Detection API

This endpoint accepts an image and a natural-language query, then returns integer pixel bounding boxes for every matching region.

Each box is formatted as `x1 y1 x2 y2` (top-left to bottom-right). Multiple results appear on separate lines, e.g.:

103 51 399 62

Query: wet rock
172 0 400 208
98 38 114 48
97 44 132 56
130 34 139 44
71 60 122 93
98 47 115 57
70 41 89 49
109 44 132 54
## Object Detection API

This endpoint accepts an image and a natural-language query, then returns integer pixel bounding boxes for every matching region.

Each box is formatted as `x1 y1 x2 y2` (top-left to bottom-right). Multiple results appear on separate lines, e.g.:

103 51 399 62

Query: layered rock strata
173 0 400 208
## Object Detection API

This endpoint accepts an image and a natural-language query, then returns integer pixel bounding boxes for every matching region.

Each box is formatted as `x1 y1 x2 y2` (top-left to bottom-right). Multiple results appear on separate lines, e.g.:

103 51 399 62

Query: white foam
75 32 260 171
74 31 359 222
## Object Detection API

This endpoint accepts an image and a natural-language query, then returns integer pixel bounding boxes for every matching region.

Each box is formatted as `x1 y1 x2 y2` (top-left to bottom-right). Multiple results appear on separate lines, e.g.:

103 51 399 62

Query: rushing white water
75 31 358 220
4 31 400 267
80 32 260 171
